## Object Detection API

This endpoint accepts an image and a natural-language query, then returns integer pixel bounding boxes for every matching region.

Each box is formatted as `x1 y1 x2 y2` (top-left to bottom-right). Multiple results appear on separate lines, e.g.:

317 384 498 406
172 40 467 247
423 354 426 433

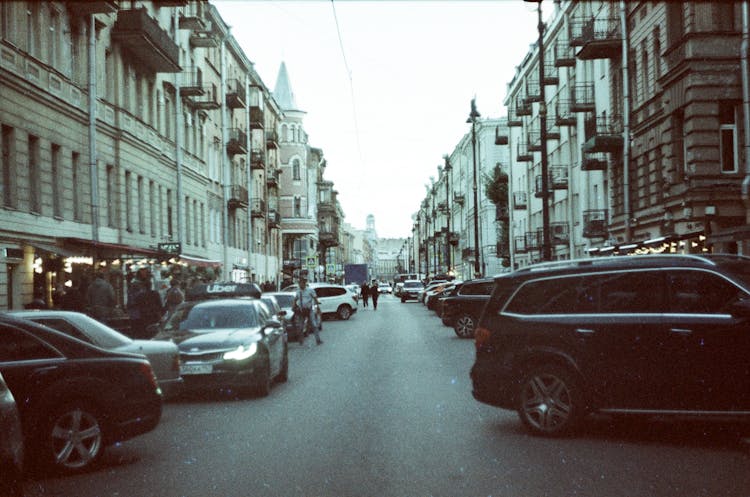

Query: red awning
61 237 161 259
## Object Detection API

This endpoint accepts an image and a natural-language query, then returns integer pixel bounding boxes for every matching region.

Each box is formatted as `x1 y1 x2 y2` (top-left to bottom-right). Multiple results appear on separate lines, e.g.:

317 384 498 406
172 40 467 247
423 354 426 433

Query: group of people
359 281 381 310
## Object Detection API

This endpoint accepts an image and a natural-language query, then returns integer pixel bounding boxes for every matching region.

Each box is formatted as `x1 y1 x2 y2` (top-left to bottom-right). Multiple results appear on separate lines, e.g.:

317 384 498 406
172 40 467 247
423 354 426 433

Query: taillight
474 326 491 350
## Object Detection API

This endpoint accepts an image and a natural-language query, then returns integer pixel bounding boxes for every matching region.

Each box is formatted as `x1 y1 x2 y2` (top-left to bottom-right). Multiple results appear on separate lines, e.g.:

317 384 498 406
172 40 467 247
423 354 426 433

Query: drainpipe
174 11 184 247
742 1 750 239
245 74 253 281
621 0 632 241
88 15 99 244
220 38 230 281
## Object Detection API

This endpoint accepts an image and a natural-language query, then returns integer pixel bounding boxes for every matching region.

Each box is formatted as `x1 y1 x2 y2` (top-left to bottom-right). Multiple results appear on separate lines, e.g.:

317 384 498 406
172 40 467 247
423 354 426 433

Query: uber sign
158 242 182 254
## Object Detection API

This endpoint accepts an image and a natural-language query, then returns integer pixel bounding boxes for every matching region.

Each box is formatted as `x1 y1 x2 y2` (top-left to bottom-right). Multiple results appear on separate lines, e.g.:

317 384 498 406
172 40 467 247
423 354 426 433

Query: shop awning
28 242 79 258
178 254 222 268
61 237 161 259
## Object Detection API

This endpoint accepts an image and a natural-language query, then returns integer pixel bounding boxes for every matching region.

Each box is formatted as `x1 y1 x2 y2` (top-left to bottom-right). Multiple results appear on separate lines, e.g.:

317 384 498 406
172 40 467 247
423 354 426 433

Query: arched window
292 158 301 180
281 124 288 142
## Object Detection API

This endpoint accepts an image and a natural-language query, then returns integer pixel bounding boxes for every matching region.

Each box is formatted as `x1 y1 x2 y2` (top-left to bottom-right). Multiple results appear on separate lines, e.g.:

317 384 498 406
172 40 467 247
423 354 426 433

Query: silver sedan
6 310 182 398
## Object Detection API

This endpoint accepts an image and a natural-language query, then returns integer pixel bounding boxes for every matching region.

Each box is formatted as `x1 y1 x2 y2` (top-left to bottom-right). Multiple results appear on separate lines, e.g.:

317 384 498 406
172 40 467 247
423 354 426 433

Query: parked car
7 310 183 398
400 280 425 302
0 314 162 474
422 280 449 305
378 282 393 294
283 283 358 320
264 291 322 343
418 279 447 303
154 296 288 397
345 284 361 303
471 254 750 437
440 278 494 337
0 371 23 496
434 281 464 322
426 281 461 311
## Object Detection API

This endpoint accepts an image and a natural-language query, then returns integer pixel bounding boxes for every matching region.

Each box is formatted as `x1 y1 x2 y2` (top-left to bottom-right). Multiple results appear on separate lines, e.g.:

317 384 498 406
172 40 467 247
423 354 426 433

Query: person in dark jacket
360 282 370 308
370 280 380 310
127 267 164 338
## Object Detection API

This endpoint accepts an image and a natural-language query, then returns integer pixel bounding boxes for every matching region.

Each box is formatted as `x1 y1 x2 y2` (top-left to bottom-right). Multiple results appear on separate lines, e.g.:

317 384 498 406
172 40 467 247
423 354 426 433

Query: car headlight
223 342 258 361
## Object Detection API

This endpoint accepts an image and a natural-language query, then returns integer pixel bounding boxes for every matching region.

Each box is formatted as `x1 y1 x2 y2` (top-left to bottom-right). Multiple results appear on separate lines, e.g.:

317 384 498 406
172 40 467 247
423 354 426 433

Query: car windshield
404 282 423 288
271 294 295 308
165 303 260 332
27 314 132 349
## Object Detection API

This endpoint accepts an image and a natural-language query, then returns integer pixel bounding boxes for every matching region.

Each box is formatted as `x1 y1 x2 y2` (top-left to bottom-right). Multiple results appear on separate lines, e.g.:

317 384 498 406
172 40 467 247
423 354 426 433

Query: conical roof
273 62 299 111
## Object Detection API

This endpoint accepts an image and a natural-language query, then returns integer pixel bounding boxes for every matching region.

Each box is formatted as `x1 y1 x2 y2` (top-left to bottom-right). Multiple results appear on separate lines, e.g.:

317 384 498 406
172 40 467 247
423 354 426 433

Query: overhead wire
330 0 365 166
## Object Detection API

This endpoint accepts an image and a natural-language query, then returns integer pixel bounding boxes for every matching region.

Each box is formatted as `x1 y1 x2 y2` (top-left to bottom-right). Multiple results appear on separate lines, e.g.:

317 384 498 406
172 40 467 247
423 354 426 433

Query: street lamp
467 99 482 278
525 0 551 261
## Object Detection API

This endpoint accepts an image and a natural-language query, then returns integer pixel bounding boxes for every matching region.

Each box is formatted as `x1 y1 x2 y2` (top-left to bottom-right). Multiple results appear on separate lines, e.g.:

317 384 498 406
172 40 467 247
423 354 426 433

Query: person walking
370 279 380 311
127 267 164 339
164 278 185 319
293 277 322 345
360 281 370 308
87 270 116 321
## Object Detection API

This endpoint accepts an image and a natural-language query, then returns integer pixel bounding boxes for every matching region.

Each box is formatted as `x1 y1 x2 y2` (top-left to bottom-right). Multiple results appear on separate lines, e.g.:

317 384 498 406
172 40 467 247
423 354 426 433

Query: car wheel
517 365 582 437
39 401 104 473
256 359 272 397
401 297 406 303
277 346 289 383
453 314 476 338
337 305 352 320
441 316 452 327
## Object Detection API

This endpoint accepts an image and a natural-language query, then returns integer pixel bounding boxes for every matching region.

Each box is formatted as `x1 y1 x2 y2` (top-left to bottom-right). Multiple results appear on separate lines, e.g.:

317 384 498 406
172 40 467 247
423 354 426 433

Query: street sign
306 256 317 269
158 242 182 254
326 263 335 274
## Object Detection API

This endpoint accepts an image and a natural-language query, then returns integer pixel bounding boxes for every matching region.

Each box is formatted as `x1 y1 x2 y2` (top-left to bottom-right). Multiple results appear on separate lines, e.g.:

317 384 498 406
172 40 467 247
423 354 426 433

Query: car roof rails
185 282 261 301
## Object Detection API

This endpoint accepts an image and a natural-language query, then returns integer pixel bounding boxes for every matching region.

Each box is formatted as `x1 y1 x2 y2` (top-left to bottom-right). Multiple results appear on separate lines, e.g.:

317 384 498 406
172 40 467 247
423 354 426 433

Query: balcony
190 29 218 48
68 1 118 16
507 104 522 127
583 209 608 238
185 85 220 110
226 128 247 155
251 198 266 218
581 151 609 171
555 99 577 126
111 9 180 73
453 193 465 205
250 150 265 170
516 96 532 116
571 83 595 113
495 205 509 222
576 16 622 60
227 185 248 210
226 79 246 109
550 222 570 245
525 231 541 251
554 39 575 67
495 126 508 146
496 241 509 258
448 232 460 246
583 114 624 153
179 9 207 31
319 231 340 247
250 106 264 130
266 129 279 149
266 168 280 188
568 17 588 47
549 166 569 189
516 142 533 162
318 199 336 214
513 191 527 210
542 60 558 86
267 209 281 228
461 247 475 261
179 69 202 96
528 131 542 152
514 235 527 253
524 79 541 104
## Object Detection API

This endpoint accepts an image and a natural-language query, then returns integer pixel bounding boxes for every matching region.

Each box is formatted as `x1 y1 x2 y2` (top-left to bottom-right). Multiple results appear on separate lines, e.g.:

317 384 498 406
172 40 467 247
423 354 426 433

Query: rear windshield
272 294 295 308
404 281 423 288
165 303 260 332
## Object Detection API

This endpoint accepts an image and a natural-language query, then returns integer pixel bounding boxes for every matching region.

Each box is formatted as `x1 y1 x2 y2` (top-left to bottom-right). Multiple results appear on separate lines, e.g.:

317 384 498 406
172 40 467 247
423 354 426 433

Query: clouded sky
213 0 541 238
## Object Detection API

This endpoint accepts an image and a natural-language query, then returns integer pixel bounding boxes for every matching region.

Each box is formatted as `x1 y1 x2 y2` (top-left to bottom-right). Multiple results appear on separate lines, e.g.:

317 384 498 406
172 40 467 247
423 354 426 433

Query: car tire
516 365 582 437
39 400 105 473
401 297 406 303
277 347 289 383
337 305 352 320
453 314 476 338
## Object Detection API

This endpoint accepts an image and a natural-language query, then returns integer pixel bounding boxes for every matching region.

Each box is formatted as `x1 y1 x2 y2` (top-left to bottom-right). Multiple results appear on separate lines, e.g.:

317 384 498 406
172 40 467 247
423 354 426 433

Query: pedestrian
370 279 380 310
164 278 185 318
87 270 116 320
292 277 323 346
127 267 164 339
361 281 370 308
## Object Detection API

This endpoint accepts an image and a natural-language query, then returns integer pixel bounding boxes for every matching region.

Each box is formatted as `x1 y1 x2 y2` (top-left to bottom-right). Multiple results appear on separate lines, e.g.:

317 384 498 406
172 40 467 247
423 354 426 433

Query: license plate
180 363 213 375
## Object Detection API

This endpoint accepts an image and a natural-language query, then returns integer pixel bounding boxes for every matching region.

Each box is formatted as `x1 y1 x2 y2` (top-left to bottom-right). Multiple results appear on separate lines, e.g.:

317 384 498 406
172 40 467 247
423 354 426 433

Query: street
24 294 750 497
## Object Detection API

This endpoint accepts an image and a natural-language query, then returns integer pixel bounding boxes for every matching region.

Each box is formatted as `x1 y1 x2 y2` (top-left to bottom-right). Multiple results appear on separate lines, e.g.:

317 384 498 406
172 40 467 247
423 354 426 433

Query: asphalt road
24 294 750 497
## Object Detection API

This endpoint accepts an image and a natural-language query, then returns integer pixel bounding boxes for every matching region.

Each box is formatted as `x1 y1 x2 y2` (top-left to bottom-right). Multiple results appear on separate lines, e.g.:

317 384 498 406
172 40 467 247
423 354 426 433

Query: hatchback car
265 291 322 342
0 314 162 474
7 310 182 398
400 280 425 302
471 254 750 436
378 283 393 294
155 298 288 397
283 283 358 320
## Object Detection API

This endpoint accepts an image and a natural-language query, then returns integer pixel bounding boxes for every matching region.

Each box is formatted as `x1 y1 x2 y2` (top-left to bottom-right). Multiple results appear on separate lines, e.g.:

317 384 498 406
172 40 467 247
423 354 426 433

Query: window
2 125 16 208
719 101 738 173
49 8 60 68
292 158 301 180
293 196 302 217
72 152 82 221
106 165 116 227
653 26 662 79
0 325 60 361
667 270 745 314
51 143 61 217
125 170 132 231
185 196 191 245
673 109 686 181
597 271 660 313
166 189 173 238
28 134 40 213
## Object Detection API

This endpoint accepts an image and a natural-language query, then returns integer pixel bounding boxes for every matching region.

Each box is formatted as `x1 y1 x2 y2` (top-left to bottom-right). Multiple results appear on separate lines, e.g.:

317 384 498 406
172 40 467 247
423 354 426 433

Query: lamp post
467 99 482 278
525 0 551 261
443 155 452 275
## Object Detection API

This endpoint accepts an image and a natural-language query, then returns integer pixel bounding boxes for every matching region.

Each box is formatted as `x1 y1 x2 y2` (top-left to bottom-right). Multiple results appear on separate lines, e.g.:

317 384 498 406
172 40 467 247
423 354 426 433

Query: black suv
470 254 750 436
440 278 494 338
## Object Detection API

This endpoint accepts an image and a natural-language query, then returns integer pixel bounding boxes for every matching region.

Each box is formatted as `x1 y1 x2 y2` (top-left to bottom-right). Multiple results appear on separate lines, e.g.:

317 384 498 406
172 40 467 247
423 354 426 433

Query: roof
185 282 261 301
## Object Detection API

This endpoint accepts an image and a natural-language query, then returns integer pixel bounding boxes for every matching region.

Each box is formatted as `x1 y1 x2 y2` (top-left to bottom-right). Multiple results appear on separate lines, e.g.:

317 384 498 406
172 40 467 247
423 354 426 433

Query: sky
213 0 543 238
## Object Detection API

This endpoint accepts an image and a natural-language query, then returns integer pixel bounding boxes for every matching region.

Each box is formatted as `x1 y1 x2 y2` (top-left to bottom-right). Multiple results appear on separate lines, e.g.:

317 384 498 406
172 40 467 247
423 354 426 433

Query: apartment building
0 1 339 310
